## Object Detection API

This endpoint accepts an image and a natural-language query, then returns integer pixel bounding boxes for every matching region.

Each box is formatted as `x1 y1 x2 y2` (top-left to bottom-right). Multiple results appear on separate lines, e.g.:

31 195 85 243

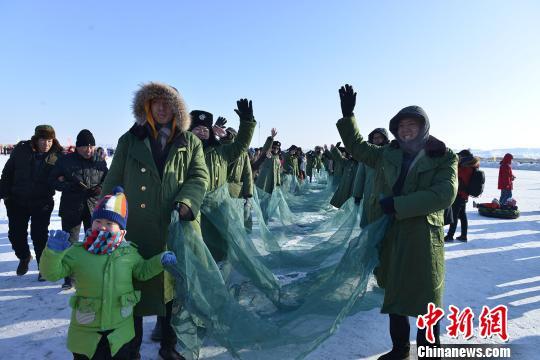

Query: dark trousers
5 198 54 265
73 331 131 360
388 314 440 350
130 301 177 356
61 206 92 243
447 197 467 238
499 189 512 205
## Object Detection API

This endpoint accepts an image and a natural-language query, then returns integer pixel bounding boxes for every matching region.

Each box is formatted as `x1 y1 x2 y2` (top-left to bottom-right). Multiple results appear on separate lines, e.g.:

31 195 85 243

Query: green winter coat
40 243 164 358
283 153 299 178
201 119 256 261
255 136 281 193
330 159 359 208
331 146 346 178
352 162 377 227
227 151 253 198
337 116 457 316
102 129 208 316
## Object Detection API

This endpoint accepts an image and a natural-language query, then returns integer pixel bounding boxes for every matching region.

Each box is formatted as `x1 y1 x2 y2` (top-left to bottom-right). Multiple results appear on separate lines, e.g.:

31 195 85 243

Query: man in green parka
189 102 256 262
221 127 253 200
102 82 209 360
336 84 457 360
283 145 299 178
352 128 390 227
253 128 281 194
329 144 358 208
222 126 254 231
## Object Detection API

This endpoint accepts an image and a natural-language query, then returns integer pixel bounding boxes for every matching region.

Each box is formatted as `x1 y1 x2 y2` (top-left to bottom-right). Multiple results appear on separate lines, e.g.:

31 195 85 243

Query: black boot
456 235 467 242
378 346 410 360
378 314 411 360
16 255 32 276
151 316 163 342
37 272 46 282
62 277 72 290
444 235 454 242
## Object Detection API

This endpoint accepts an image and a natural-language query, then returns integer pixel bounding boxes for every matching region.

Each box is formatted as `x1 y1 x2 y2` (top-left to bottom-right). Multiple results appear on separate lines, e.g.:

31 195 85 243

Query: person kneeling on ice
336 84 457 360
40 186 177 360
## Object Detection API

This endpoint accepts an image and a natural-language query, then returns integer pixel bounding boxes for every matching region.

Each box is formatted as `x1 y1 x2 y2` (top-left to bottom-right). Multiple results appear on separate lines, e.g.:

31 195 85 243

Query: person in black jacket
49 129 108 289
0 125 63 280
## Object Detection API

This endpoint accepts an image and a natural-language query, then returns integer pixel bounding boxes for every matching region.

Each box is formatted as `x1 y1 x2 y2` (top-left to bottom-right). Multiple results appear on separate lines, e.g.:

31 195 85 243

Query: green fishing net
165 173 389 359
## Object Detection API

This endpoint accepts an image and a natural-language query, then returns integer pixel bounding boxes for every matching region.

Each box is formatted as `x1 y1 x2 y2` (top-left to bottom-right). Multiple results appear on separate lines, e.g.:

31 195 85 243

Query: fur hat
33 125 56 140
132 82 191 132
190 110 213 130
92 186 128 230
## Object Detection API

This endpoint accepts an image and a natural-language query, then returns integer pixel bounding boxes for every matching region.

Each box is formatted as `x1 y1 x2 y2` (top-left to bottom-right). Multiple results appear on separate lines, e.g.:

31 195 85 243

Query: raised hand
213 125 227 139
336 141 342 148
234 98 254 121
161 251 177 265
339 84 357 117
47 230 71 251
271 128 278 138
215 116 227 128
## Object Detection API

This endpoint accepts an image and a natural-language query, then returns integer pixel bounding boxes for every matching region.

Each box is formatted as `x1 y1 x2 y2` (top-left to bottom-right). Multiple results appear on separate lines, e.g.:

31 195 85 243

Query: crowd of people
0 82 518 360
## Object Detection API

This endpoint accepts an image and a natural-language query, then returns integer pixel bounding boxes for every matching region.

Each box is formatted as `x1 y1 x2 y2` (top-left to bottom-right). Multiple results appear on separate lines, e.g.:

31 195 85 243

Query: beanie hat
34 125 56 140
76 129 96 147
92 186 128 229
458 149 473 158
189 110 213 130
272 140 281 147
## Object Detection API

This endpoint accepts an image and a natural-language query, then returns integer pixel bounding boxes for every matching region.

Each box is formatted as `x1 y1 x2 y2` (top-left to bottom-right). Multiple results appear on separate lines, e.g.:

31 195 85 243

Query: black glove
215 116 227 128
175 202 194 221
234 98 254 121
379 196 396 214
87 186 102 197
339 84 356 117
354 197 361 205
336 141 342 148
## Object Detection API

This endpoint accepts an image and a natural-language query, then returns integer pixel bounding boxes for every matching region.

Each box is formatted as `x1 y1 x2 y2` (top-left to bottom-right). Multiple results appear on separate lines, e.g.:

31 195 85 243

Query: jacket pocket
119 290 141 318
70 296 101 325
426 210 444 227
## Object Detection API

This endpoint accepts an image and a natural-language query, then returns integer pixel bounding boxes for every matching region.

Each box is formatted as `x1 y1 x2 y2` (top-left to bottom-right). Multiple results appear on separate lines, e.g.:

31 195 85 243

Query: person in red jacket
445 149 480 242
498 153 515 206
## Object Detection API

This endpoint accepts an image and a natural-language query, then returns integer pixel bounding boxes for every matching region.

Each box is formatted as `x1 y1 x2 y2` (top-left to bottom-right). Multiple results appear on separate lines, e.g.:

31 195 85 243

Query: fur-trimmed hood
132 82 191 132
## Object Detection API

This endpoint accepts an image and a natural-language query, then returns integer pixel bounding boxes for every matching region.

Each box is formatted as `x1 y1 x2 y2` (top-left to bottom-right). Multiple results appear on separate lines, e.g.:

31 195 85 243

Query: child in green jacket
40 186 177 360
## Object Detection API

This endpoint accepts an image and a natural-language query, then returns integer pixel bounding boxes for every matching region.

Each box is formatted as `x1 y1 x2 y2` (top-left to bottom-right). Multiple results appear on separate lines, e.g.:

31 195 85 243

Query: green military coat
337 116 457 316
283 153 299 178
200 119 256 261
102 128 208 316
352 162 378 227
255 136 281 194
330 159 359 208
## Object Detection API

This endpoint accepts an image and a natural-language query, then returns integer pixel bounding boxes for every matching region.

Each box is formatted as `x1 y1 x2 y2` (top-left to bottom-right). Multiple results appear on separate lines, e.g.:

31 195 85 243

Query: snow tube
478 206 520 219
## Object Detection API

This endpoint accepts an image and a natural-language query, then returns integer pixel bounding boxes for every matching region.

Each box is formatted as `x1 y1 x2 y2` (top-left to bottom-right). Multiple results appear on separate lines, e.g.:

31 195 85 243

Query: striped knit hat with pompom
91 186 128 229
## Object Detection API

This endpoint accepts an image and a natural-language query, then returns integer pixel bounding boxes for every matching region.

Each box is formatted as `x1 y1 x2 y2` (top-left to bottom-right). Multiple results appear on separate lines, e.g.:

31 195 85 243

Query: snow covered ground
0 154 538 359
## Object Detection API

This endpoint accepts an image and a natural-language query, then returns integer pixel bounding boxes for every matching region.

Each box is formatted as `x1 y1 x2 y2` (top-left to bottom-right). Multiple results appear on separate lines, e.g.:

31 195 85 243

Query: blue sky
1 0 538 150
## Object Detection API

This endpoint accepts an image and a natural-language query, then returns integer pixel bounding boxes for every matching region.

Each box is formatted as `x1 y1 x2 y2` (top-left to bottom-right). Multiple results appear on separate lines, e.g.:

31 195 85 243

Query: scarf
82 229 127 255
143 101 176 148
